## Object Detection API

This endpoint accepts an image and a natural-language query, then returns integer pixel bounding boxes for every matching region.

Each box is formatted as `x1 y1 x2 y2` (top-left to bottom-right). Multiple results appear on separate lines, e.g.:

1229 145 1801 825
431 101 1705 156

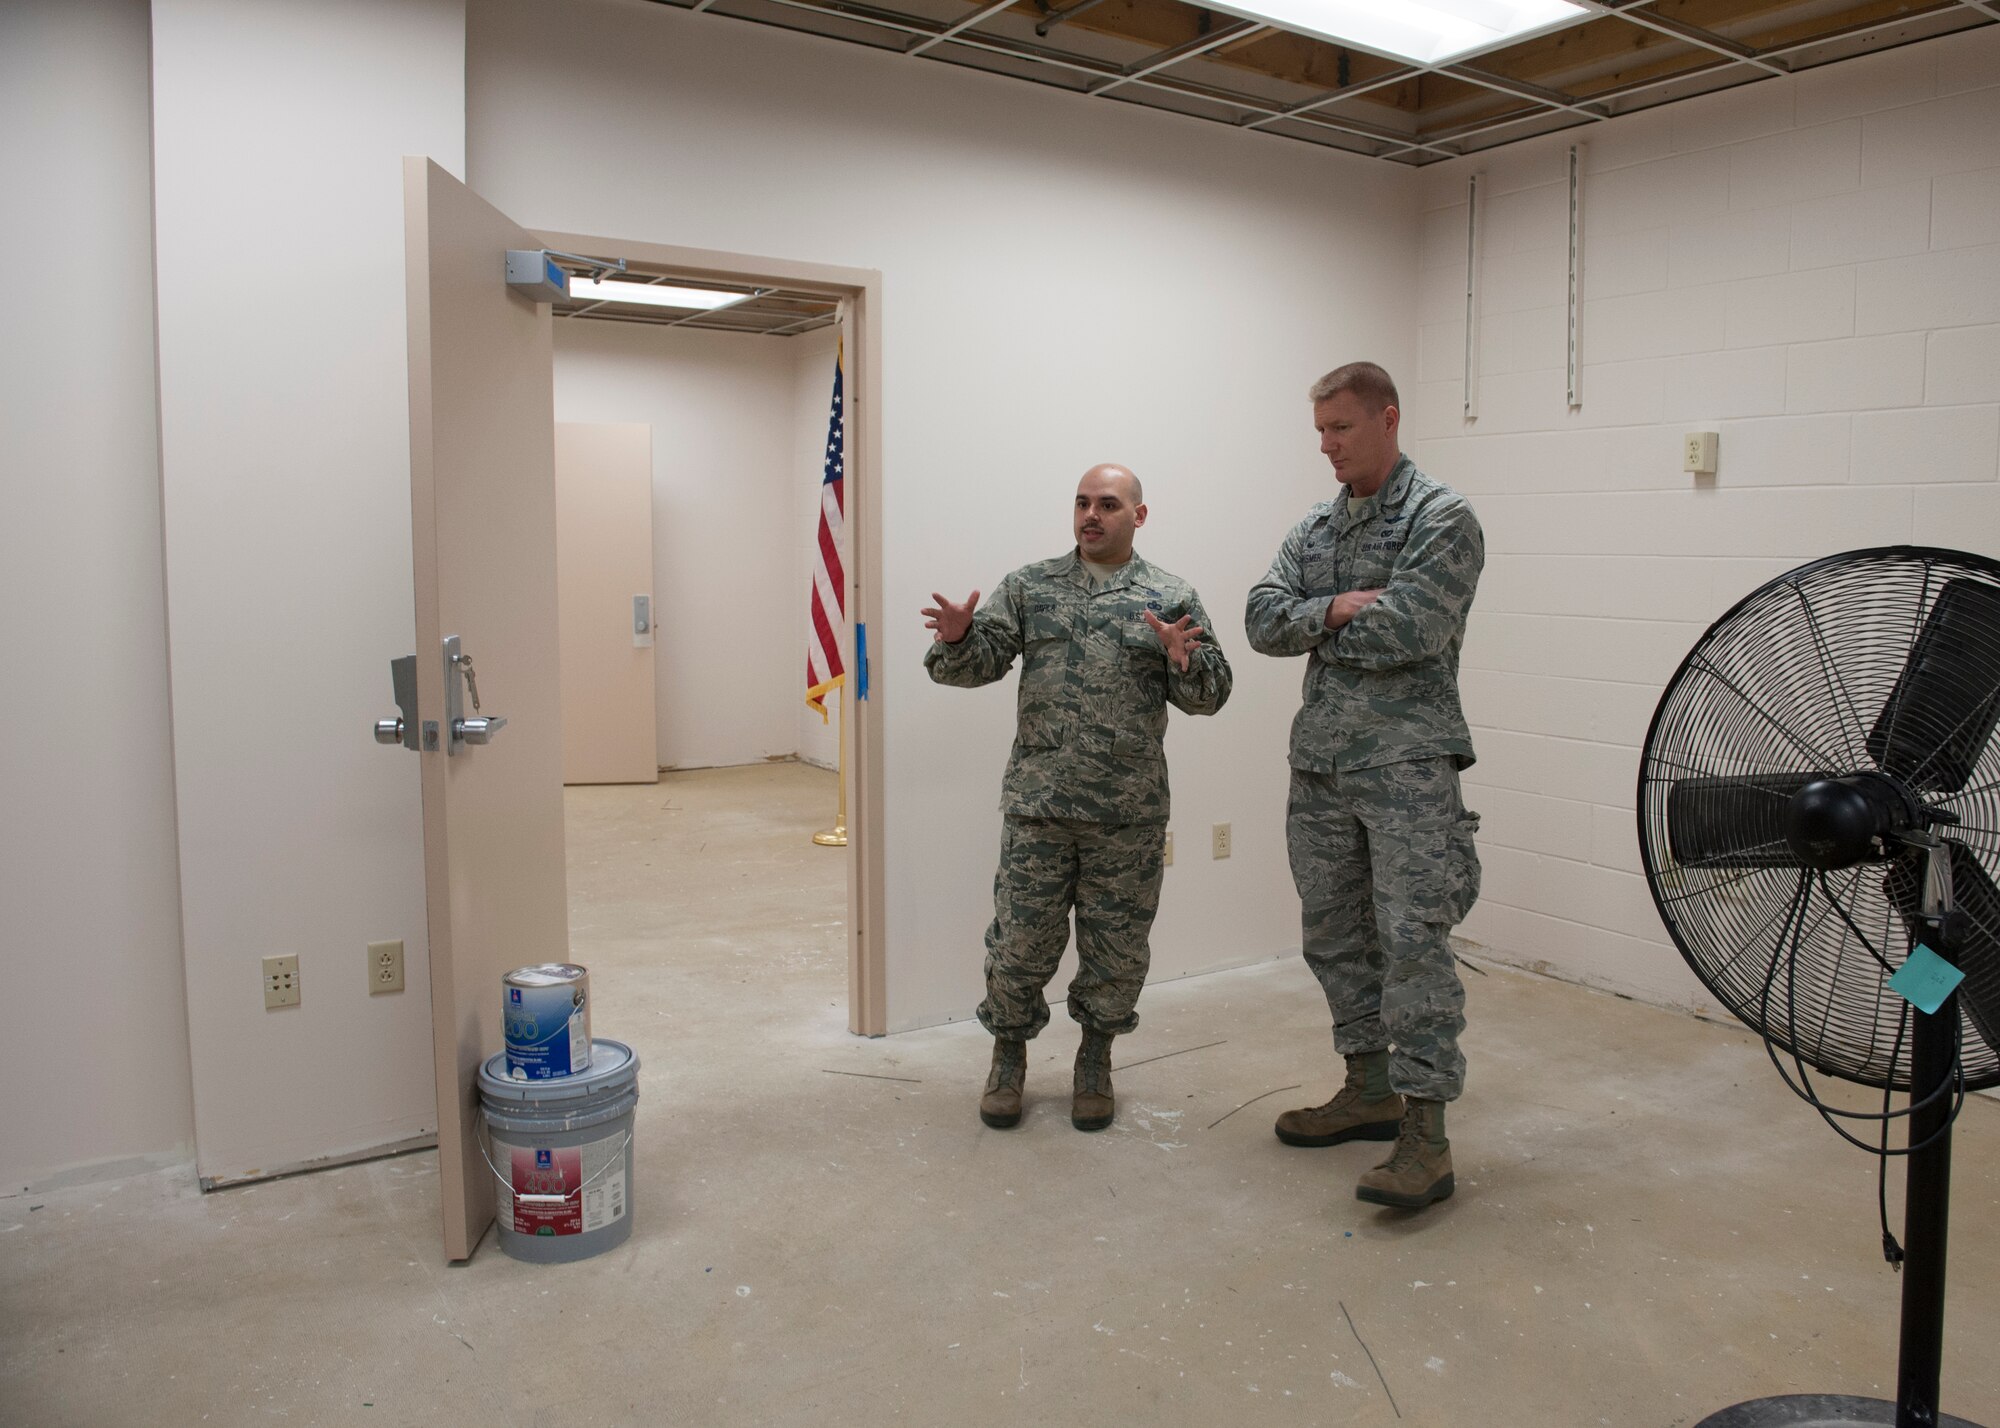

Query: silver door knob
374 718 406 745
455 715 507 745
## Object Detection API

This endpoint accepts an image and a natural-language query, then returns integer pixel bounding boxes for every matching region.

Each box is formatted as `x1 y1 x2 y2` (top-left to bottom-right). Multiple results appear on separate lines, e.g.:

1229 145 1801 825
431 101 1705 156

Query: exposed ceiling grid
644 0 1996 166
579 2 1990 330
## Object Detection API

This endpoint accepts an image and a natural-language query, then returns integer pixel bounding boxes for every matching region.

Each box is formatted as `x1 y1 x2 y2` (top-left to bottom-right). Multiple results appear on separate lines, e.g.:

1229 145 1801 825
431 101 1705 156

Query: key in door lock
445 635 507 754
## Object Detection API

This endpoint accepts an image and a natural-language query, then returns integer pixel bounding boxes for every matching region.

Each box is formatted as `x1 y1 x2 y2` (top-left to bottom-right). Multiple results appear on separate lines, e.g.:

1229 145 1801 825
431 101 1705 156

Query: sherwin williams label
496 1133 627 1237
503 964 591 1080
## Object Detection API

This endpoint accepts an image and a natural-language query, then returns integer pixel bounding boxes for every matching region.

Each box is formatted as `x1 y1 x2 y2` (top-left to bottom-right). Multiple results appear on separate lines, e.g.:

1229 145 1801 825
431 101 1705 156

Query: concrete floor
5 762 1997 1426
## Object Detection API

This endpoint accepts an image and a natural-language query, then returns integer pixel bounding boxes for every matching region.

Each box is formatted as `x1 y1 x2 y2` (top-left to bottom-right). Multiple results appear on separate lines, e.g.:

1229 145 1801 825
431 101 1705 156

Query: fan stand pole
1895 979 1956 1428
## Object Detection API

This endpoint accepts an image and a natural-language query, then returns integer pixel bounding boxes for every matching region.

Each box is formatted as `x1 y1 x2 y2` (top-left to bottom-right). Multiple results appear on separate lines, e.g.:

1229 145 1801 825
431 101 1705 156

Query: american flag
805 343 846 720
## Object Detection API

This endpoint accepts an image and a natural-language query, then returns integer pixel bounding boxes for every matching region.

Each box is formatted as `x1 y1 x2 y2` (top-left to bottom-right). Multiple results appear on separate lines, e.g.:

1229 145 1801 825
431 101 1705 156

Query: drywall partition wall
552 322 804 769
1 0 194 1190
150 1 467 1181
1402 29 2000 1014
468 0 1417 1032
795 326 844 774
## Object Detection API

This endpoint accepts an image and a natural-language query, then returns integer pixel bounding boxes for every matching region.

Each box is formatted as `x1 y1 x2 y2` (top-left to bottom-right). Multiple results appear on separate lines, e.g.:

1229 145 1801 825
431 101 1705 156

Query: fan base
1696 1395 1985 1427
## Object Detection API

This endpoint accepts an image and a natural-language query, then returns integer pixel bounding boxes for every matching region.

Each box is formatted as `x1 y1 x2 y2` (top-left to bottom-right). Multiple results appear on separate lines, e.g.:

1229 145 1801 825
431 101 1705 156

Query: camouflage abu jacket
1245 454 1483 774
924 549 1232 824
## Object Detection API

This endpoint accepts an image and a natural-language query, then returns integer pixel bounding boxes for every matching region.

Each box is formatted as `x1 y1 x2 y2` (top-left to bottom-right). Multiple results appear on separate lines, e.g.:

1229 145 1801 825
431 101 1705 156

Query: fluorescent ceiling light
1205 0 1590 66
568 276 751 311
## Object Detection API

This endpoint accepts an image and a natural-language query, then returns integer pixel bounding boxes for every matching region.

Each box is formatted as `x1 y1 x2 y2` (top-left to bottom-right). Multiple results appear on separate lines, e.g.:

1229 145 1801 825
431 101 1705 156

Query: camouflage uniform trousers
976 816 1166 1041
1286 757 1482 1102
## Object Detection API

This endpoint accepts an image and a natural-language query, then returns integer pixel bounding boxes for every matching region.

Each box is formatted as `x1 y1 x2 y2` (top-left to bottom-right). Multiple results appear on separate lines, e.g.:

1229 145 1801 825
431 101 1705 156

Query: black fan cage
1638 547 2000 1092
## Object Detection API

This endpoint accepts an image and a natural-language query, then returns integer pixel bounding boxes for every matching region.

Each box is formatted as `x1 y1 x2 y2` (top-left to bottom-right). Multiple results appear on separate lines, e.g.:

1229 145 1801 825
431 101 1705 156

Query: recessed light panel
1205 0 1590 66
568 276 751 311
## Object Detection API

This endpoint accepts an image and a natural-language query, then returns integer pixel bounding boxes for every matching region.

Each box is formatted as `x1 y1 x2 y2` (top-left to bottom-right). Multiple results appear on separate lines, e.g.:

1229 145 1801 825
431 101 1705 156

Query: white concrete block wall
1407 31 2000 1014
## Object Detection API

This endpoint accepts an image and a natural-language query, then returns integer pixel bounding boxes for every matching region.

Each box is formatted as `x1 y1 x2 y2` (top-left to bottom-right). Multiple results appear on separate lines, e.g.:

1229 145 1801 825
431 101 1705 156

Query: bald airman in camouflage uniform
925 464 1232 1133
1246 361 1483 1211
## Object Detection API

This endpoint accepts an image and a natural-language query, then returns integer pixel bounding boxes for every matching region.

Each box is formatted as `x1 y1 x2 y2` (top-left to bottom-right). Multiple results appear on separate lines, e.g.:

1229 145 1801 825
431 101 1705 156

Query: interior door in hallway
403 158 569 1262
555 422 658 784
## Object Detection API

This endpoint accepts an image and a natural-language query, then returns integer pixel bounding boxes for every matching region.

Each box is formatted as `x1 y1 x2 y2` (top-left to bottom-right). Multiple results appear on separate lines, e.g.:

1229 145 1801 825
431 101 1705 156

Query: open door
402 158 569 1261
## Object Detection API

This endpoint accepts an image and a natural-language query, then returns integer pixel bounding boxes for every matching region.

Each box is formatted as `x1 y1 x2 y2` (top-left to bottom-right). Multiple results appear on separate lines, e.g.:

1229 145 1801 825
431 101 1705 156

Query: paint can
476 1038 640 1264
503 963 591 1080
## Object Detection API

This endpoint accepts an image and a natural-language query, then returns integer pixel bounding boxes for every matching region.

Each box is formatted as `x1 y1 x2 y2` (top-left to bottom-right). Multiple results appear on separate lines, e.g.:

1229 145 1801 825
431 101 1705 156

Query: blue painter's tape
1889 943 1965 1016
856 623 869 700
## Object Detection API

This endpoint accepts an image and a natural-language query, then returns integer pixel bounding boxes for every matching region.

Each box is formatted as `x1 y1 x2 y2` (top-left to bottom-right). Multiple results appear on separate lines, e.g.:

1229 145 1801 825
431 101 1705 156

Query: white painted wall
1 0 194 1191
21 0 1995 1188
149 0 466 1180
1402 30 2000 1013
553 321 814 769
467 0 1419 1032
793 326 844 773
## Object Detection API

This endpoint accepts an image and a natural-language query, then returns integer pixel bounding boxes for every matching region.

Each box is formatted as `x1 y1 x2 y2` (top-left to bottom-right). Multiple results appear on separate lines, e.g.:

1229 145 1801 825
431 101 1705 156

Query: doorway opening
535 229 885 1037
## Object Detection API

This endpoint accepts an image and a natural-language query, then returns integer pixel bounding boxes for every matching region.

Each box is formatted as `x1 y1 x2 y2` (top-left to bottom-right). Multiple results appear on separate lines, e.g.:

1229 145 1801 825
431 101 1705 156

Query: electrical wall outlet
263 954 300 1010
369 939 405 994
1683 430 1718 475
1211 822 1232 859
1163 830 1174 867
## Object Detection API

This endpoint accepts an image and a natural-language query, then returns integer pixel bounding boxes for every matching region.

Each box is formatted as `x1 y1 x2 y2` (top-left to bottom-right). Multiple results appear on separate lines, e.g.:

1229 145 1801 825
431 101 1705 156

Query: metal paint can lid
479 1038 638 1106
505 962 588 989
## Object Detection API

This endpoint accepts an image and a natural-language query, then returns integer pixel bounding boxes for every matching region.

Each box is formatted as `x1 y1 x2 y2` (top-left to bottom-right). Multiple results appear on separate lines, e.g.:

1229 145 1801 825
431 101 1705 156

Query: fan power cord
1756 872 1967 1265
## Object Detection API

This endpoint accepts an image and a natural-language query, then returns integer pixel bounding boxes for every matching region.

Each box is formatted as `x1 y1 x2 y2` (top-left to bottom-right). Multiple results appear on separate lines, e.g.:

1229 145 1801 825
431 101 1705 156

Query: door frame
536 229 887 1037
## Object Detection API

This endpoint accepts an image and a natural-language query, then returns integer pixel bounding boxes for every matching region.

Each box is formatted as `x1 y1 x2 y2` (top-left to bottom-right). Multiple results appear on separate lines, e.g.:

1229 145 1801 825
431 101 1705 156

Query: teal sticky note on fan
1889 944 1966 1016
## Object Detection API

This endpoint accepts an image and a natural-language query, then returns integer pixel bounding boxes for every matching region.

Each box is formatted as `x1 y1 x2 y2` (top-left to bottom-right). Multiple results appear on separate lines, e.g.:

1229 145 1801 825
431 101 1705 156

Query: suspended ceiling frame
647 0 1998 166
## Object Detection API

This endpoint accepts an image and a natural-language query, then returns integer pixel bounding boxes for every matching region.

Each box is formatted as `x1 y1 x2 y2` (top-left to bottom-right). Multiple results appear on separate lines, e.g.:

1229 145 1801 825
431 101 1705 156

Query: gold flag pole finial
813 687 848 846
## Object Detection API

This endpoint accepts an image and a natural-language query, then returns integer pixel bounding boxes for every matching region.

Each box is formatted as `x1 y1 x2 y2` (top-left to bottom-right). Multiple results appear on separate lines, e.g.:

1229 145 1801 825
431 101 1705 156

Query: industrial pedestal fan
1637 546 2000 1428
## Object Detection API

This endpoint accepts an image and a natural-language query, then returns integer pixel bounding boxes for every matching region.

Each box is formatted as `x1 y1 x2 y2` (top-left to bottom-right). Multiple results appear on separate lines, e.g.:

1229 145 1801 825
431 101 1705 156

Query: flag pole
809 323 849 848
813 687 848 847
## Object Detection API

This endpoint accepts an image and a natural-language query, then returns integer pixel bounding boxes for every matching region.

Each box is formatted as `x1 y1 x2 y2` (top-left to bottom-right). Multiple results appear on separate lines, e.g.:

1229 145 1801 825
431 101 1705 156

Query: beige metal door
402 158 569 1261
555 423 659 784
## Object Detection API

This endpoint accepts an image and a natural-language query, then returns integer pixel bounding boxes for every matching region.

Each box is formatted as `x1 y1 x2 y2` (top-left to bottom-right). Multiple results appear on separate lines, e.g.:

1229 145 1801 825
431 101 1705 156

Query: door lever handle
455 715 507 745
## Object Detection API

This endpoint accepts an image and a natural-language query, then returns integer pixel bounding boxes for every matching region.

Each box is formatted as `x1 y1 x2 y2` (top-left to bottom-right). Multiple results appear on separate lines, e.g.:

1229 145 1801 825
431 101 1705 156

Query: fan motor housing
1784 773 1919 870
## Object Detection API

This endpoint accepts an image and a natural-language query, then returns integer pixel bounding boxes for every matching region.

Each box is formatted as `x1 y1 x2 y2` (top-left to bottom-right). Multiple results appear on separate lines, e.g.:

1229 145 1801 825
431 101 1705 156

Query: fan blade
1884 840 2000 1058
1666 773 1819 869
1866 577 2000 795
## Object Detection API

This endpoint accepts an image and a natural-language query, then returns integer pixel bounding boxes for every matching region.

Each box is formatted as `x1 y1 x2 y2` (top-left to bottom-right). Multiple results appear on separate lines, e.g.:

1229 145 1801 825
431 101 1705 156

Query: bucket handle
477 1121 631 1205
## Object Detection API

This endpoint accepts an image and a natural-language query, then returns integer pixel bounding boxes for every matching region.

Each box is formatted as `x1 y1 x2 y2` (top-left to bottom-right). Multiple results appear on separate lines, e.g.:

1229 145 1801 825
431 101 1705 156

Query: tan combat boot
1355 1098 1454 1209
1273 1051 1403 1147
1072 1029 1115 1132
980 1038 1026 1129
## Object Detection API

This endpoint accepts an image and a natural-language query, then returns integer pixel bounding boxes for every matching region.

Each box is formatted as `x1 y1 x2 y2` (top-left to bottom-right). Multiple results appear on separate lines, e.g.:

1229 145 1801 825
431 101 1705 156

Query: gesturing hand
922 589 981 644
1143 609 1205 673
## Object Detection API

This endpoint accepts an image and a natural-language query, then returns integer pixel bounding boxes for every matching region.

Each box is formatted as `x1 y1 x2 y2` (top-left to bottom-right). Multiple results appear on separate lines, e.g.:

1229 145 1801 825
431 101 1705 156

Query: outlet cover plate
263 954 300 1010
369 939 405 995
1212 822 1232 859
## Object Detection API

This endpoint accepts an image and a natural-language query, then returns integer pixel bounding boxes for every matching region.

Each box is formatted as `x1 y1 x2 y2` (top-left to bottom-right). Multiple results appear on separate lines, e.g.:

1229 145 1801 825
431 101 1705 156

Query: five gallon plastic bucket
477 1037 639 1264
